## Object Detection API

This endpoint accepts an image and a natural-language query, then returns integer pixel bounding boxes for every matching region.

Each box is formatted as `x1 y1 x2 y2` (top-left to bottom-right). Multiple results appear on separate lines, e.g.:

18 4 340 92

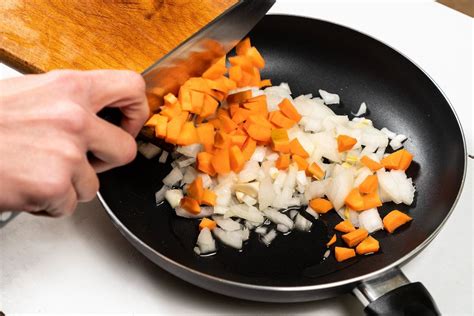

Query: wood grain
437 0 473 17
0 0 238 74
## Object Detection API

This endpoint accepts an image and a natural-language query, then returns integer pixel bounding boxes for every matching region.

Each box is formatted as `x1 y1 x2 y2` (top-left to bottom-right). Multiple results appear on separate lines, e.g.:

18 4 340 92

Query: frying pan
98 14 466 315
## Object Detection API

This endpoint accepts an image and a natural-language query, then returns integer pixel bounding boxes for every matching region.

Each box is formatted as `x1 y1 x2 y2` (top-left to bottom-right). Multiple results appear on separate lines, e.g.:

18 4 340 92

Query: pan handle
353 267 440 315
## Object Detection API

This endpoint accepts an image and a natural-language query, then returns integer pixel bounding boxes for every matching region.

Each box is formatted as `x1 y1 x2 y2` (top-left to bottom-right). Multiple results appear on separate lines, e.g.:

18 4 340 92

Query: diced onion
155 185 169 204
319 89 340 105
163 167 183 187
165 189 183 208
138 142 162 159
358 208 384 233
194 228 216 255
351 102 367 117
294 213 312 232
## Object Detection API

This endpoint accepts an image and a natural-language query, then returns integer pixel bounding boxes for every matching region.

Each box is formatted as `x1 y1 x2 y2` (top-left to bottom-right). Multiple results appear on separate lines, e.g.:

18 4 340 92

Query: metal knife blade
142 0 275 113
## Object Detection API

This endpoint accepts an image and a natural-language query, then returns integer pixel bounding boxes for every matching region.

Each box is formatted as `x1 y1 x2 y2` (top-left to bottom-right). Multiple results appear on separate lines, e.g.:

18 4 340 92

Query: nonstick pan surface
98 15 466 301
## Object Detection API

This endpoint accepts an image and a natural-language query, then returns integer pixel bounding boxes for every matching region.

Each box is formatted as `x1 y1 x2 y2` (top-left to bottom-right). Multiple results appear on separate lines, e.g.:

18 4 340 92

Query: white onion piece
194 228 216 255
389 134 408 150
155 185 169 204
276 224 290 233
261 229 277 246
304 180 327 201
176 144 202 158
296 171 308 192
258 177 275 211
294 213 312 232
375 146 387 161
273 172 287 193
213 205 229 215
241 227 250 241
336 207 346 220
358 208 384 233
213 228 243 249
199 173 213 189
381 127 397 139
377 170 403 204
390 170 416 205
326 169 354 210
242 195 258 206
352 102 367 117
213 216 241 231
266 152 279 162
309 132 341 163
348 209 360 227
163 167 183 187
214 182 232 207
158 150 169 163
177 157 195 168
263 209 294 229
319 89 340 105
165 189 183 208
238 161 260 183
245 220 259 229
175 206 213 219
182 167 198 185
225 205 265 224
255 226 267 235
361 127 389 149
138 142 162 159
251 146 266 162
289 210 299 220
300 117 323 132
218 172 236 185
305 207 319 220
234 182 259 198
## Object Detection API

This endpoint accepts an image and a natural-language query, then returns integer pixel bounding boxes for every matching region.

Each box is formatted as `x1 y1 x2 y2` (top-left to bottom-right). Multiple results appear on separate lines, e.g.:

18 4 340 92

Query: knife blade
142 0 275 113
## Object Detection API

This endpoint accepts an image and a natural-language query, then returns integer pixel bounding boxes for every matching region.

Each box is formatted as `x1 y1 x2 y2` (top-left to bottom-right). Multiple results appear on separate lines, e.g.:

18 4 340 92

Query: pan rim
98 13 468 292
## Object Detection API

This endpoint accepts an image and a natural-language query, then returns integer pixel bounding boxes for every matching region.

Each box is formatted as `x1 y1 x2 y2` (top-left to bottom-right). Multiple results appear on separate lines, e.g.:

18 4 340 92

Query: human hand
0 70 149 216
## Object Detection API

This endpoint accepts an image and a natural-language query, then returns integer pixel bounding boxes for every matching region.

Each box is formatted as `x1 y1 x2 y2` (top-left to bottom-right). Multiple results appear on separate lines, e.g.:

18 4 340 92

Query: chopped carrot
342 228 368 247
326 234 337 247
160 102 182 120
227 90 252 104
259 79 272 88
292 155 308 171
164 92 178 105
271 129 290 153
145 113 165 127
335 247 356 262
249 67 261 87
201 189 217 206
269 110 296 128
190 90 205 114
383 210 412 233
242 138 257 161
337 135 357 152
275 153 290 170
229 103 240 117
246 47 265 69
228 56 254 72
180 197 200 214
202 56 227 80
165 111 188 144
345 188 365 211
309 198 333 214
247 114 272 129
307 162 325 180
236 37 251 55
360 155 383 171
362 191 383 209
178 88 192 111
356 236 380 255
199 217 216 230
398 149 414 171
208 118 222 130
219 114 239 133
196 123 215 147
229 145 245 172
211 148 231 174
381 149 404 170
246 124 271 142
214 131 231 149
229 65 243 82
278 98 302 122
197 152 216 176
188 176 204 203
359 175 378 194
231 134 247 148
334 220 356 233
200 94 219 118
232 108 252 124
177 121 198 146
289 139 309 158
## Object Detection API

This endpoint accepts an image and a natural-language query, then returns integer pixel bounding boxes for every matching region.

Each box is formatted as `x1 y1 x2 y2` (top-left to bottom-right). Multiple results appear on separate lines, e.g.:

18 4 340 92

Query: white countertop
1 1 472 314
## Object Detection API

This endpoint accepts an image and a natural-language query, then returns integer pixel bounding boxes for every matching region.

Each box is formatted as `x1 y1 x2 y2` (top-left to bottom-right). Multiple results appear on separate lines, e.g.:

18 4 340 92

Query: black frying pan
98 15 466 315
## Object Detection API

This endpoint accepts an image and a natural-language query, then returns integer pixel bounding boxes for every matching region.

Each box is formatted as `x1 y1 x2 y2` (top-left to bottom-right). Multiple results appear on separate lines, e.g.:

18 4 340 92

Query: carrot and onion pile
140 38 416 260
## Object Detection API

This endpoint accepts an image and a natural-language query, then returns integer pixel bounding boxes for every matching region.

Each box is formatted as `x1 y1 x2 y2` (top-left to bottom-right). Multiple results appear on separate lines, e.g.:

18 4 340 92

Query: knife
142 0 275 114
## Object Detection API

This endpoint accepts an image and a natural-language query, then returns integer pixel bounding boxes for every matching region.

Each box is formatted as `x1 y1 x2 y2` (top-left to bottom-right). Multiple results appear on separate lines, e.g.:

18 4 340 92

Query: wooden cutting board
0 0 238 74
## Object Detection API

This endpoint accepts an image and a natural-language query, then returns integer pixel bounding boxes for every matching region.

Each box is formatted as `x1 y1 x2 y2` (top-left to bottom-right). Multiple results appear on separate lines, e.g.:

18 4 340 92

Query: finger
84 70 149 137
72 158 100 202
33 186 78 218
85 115 137 171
